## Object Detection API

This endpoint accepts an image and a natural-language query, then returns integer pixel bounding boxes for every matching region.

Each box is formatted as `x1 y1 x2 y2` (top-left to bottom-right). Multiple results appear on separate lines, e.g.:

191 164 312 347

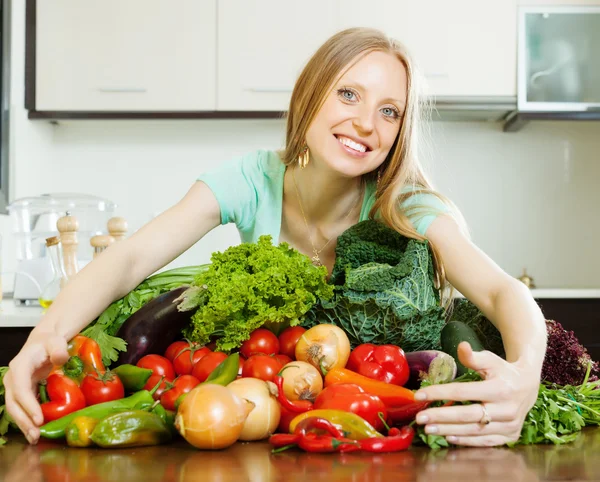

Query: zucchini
441 321 485 376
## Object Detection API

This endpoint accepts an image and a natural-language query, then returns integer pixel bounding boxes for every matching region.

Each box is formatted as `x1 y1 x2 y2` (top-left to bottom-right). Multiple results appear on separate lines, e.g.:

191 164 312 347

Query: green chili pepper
39 390 154 439
111 364 153 392
89 410 172 448
65 416 99 447
151 403 176 435
174 353 240 411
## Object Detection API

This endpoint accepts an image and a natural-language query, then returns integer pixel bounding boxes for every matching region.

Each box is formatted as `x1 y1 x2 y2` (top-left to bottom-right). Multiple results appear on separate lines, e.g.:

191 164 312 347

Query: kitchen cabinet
217 0 517 112
31 0 217 112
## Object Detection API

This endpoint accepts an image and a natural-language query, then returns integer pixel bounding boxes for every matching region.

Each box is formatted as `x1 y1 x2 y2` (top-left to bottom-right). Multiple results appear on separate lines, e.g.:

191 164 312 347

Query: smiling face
304 50 408 179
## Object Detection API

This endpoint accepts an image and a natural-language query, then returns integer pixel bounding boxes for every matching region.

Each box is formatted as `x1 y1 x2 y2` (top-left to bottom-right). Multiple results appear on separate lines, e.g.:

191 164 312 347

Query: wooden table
1 428 599 482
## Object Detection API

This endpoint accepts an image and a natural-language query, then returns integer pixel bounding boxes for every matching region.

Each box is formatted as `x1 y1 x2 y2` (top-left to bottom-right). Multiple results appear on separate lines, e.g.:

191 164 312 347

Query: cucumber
441 321 485 376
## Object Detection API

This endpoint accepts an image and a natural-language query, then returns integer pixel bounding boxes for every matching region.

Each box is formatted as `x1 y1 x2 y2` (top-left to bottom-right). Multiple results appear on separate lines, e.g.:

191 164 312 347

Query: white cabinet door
339 0 517 98
36 0 217 111
217 0 343 111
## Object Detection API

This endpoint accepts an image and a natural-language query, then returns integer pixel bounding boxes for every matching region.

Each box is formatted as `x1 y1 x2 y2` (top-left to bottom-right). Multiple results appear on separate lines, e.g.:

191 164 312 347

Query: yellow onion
227 378 280 441
175 384 255 449
295 324 351 374
279 361 323 401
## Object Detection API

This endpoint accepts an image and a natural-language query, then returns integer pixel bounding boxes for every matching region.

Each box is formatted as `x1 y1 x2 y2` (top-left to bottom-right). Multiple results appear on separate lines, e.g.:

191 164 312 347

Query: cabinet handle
97 87 147 93
246 87 292 93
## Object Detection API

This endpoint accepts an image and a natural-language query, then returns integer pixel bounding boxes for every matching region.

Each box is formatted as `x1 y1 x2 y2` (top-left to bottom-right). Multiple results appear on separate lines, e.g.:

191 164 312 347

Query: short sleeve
197 151 262 230
400 189 451 236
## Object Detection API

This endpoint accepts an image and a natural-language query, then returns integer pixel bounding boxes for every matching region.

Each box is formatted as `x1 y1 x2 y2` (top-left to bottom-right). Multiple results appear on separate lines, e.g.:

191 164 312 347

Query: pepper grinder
57 212 80 279
90 235 116 258
517 268 536 289
108 217 128 241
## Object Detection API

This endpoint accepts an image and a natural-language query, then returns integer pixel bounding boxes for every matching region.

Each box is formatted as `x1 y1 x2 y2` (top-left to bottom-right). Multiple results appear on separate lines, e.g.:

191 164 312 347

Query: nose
352 104 375 135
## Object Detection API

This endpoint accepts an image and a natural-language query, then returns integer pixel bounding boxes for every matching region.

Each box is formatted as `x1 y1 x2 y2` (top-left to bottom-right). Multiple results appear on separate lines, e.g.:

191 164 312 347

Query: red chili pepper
346 343 410 386
313 384 388 432
359 425 415 453
269 433 300 448
387 401 431 425
274 375 313 413
298 433 361 453
294 417 345 439
41 373 86 423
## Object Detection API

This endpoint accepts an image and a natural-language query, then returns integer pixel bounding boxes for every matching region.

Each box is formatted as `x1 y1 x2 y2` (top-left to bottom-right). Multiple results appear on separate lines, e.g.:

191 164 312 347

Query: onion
175 384 255 449
228 377 281 441
295 324 351 374
279 361 323 401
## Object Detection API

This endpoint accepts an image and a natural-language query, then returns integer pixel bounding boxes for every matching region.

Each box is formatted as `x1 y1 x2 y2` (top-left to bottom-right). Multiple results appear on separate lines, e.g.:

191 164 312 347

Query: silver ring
479 403 492 425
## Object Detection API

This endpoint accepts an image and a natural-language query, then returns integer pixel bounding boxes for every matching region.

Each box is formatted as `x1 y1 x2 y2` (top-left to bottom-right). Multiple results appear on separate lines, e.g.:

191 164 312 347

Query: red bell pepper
324 368 415 406
346 343 410 386
313 384 388 432
51 335 106 383
41 373 86 422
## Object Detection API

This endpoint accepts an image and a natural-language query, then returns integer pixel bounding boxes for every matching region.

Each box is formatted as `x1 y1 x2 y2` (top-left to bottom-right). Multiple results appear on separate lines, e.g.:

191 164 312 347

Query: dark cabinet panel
0 328 32 366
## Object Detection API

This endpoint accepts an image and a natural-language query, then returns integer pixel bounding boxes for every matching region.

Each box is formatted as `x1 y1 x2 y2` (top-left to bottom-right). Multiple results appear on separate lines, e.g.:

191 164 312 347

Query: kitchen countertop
1 289 599 328
2 429 600 481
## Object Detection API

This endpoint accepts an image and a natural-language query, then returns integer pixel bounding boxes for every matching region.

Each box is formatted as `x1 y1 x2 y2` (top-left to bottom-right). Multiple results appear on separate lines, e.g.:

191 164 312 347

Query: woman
5 27 546 447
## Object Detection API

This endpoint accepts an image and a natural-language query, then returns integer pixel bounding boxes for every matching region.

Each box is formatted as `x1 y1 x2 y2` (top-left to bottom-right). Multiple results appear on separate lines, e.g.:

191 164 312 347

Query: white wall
2 1 599 293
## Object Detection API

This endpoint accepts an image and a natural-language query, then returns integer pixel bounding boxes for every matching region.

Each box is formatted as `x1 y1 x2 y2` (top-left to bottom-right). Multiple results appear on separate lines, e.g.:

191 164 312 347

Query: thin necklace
291 167 362 267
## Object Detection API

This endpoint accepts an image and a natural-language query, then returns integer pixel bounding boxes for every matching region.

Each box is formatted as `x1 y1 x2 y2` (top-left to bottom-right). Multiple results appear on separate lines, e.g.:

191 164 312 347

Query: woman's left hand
414 342 540 447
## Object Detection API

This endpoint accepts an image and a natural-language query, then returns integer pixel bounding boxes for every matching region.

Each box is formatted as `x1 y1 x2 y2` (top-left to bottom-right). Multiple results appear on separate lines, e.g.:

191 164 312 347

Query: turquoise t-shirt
197 149 450 244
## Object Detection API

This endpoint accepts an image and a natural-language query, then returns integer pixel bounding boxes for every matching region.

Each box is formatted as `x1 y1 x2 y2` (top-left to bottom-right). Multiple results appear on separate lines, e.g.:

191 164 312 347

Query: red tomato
173 346 212 376
242 354 282 382
143 374 173 401
137 354 176 380
160 375 200 411
240 329 280 358
164 340 190 362
191 351 228 382
278 326 306 359
274 354 292 366
238 355 247 377
80 371 125 406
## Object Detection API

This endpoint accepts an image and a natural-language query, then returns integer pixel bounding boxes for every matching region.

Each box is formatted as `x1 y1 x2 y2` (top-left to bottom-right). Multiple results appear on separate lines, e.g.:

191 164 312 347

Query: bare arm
426 214 547 371
33 181 221 341
6 181 221 443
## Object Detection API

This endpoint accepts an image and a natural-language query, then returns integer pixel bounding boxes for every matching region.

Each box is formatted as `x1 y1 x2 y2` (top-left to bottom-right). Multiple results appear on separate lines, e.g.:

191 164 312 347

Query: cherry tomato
278 326 306 359
160 375 200 411
242 354 282 382
136 354 176 380
173 346 212 376
191 351 228 382
240 329 280 358
274 354 293 366
164 340 190 362
80 371 125 406
143 374 172 401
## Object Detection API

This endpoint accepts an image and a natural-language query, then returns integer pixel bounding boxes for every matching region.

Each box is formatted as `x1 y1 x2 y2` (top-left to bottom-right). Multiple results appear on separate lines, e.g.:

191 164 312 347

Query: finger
415 380 497 402
417 403 513 424
8 359 44 427
457 342 504 376
445 434 510 447
4 391 37 444
424 421 507 437
44 335 69 366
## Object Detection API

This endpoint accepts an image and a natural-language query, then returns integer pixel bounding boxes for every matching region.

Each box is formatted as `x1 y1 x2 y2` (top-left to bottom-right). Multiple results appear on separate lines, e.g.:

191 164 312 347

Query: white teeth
337 136 367 153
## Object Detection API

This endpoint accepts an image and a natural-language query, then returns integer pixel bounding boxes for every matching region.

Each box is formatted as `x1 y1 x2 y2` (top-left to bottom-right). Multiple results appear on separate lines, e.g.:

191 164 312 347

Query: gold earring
298 145 309 169
377 169 382 186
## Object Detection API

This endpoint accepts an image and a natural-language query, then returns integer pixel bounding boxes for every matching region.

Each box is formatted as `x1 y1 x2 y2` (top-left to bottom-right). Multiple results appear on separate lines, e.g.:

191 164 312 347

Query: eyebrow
342 80 406 108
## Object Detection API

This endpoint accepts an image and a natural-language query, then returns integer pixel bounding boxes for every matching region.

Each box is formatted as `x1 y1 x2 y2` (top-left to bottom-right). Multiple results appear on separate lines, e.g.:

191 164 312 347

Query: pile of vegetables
1 219 600 452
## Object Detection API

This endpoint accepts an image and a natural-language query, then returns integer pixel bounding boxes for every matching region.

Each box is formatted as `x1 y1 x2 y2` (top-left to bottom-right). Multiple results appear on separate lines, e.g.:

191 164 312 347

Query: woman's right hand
4 332 69 444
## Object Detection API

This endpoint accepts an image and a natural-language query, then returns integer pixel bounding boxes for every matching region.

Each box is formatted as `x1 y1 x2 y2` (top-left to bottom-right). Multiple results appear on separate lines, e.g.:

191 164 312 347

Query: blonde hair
281 27 466 306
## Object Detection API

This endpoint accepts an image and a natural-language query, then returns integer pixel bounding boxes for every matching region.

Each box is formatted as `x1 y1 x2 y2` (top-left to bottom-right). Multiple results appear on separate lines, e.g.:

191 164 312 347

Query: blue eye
382 107 399 119
337 88 357 102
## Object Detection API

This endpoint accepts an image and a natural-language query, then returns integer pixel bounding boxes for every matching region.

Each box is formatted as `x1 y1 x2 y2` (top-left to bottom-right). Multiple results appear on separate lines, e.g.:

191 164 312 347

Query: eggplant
115 287 194 366
404 350 457 389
